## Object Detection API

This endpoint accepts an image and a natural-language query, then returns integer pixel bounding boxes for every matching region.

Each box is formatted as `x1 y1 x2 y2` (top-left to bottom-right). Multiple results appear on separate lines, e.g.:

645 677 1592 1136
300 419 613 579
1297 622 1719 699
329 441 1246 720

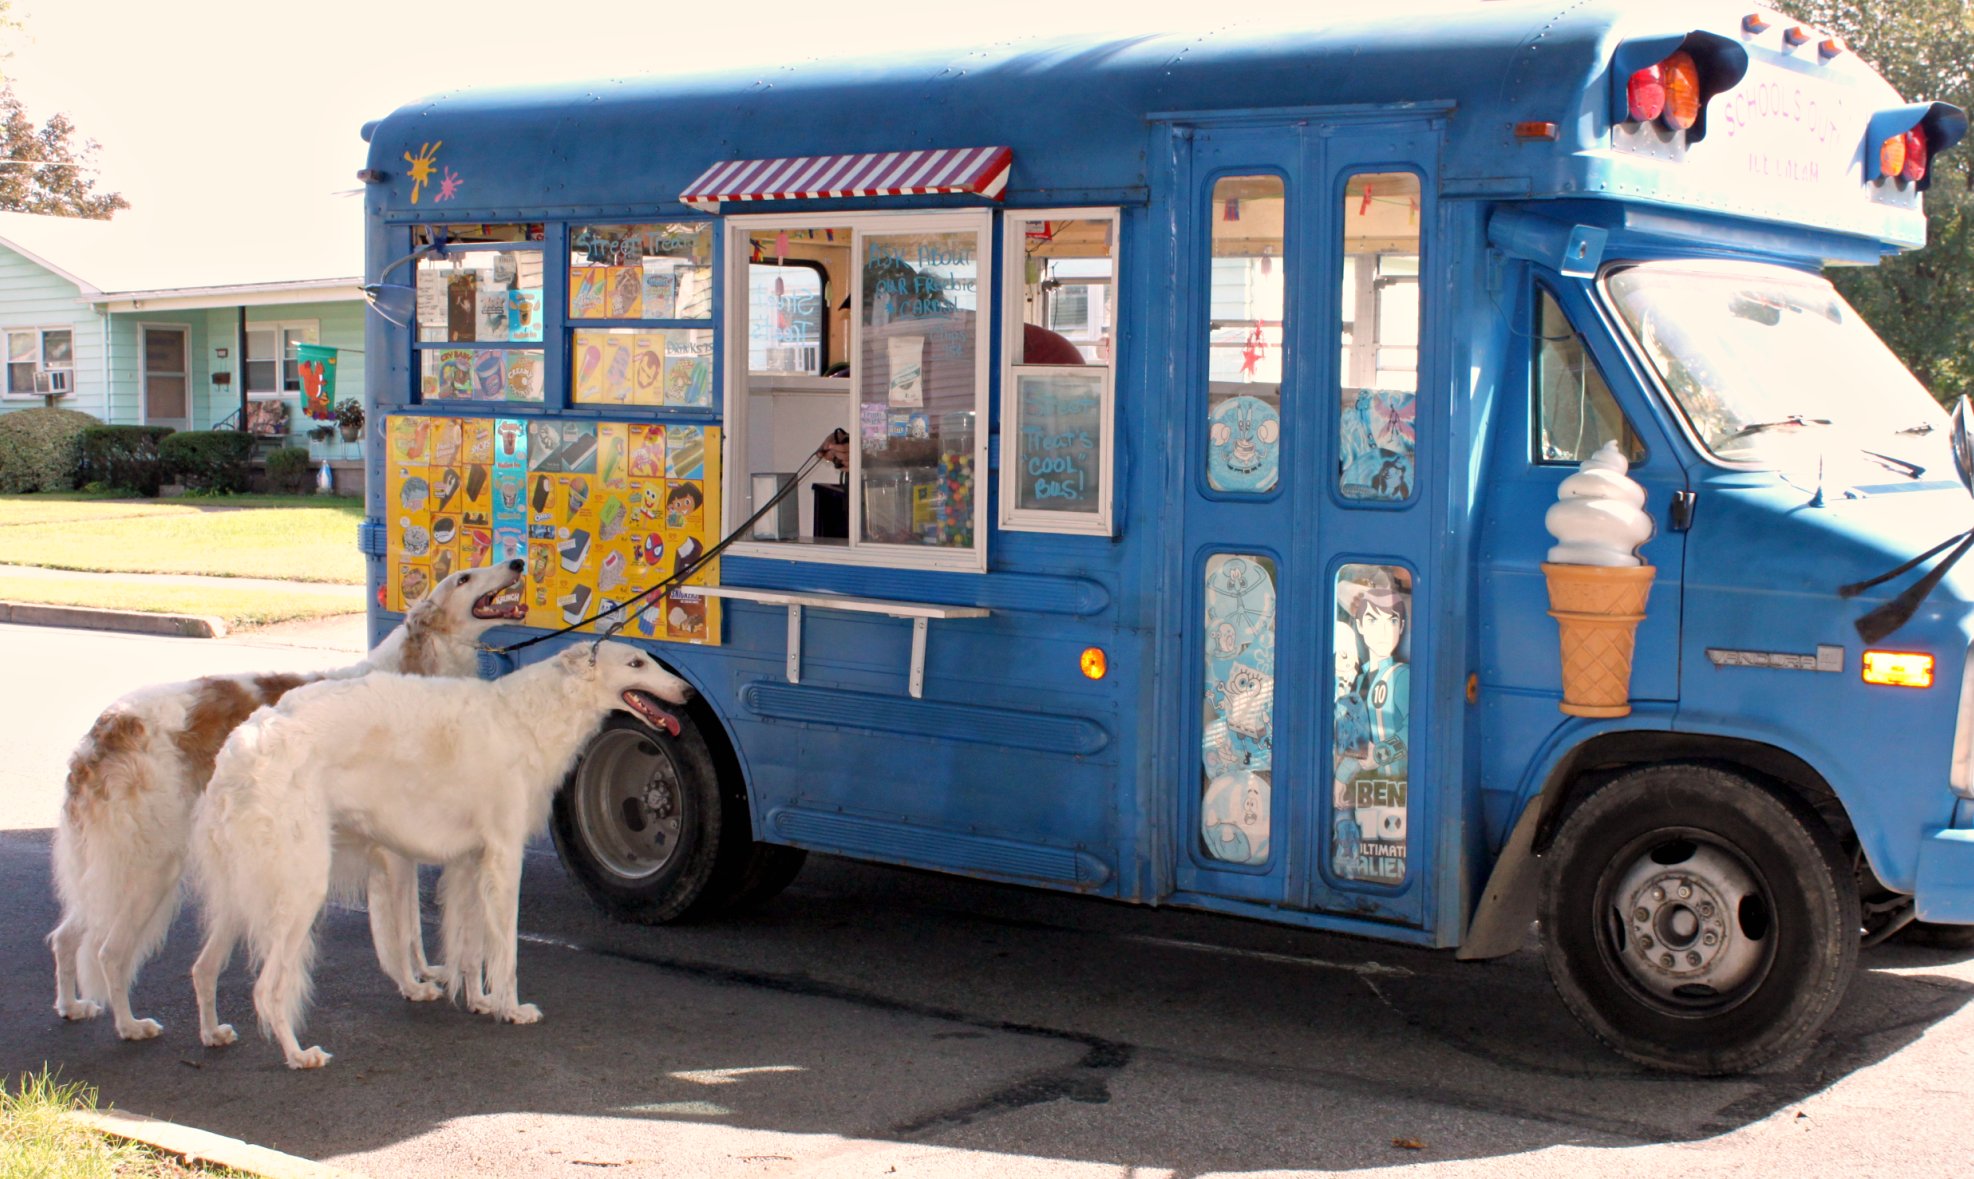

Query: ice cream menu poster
385 415 722 645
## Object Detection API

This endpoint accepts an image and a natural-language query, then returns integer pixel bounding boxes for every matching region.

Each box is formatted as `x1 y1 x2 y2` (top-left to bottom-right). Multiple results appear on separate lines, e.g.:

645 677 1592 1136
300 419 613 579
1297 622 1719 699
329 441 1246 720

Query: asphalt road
4 621 1974 1178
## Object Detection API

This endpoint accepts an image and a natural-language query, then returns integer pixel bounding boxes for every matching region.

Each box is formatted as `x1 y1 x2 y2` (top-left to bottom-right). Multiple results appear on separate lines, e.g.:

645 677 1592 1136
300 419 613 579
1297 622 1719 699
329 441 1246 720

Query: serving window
413 224 547 403
1000 209 1119 536
723 211 990 573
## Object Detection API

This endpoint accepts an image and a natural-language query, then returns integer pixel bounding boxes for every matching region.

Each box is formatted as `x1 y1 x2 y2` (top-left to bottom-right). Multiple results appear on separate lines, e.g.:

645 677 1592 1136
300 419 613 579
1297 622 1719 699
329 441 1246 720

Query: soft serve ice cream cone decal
1541 441 1655 717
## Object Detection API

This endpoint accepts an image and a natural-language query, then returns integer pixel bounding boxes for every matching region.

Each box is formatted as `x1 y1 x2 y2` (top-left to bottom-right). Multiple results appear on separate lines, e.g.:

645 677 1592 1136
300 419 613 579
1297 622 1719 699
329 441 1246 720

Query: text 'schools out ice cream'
1544 441 1652 566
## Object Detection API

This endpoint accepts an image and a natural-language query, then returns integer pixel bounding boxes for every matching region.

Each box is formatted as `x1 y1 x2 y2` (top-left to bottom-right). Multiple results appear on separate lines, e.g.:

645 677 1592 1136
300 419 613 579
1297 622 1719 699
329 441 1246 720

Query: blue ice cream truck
356 0 1974 1073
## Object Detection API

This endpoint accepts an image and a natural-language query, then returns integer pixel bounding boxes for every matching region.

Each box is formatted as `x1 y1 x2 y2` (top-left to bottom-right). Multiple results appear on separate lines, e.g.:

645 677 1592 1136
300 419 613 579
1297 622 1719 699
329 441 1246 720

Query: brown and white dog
49 559 526 1041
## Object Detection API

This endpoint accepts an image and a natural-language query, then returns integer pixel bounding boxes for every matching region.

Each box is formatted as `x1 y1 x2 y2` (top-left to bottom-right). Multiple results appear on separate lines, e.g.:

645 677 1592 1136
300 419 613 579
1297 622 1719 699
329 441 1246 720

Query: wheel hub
574 730 685 881
1609 842 1768 1005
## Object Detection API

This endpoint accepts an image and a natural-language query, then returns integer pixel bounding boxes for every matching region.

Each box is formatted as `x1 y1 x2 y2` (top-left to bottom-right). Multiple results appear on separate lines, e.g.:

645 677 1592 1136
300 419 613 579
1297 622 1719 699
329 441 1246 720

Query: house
0 208 369 490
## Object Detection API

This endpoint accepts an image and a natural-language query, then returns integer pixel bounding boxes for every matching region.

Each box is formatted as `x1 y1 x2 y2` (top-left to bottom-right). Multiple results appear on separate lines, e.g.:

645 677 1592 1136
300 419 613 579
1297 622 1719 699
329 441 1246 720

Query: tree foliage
0 84 126 219
1773 1 1974 403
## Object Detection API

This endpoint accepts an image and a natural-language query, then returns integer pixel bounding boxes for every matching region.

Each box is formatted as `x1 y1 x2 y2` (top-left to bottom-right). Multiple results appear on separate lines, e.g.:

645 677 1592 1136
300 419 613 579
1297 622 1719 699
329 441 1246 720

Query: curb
66 1108 365 1178
0 601 226 638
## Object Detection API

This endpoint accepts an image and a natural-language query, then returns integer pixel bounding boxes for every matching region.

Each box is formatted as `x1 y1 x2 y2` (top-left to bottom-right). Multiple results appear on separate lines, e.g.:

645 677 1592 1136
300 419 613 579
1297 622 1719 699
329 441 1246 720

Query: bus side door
1170 114 1442 930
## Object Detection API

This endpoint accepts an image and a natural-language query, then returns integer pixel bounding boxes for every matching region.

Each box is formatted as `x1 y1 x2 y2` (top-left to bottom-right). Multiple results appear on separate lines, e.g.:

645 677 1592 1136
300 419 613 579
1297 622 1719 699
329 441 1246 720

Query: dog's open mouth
622 690 682 737
473 584 527 620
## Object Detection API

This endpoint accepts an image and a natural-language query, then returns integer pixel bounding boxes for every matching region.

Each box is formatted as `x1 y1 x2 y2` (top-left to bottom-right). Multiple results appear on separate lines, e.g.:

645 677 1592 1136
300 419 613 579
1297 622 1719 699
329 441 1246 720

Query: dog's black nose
507 558 525 571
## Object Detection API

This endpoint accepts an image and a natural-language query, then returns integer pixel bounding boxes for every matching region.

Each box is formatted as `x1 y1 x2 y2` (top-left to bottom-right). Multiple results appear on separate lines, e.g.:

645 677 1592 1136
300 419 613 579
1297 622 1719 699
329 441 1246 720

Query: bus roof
363 1 1932 252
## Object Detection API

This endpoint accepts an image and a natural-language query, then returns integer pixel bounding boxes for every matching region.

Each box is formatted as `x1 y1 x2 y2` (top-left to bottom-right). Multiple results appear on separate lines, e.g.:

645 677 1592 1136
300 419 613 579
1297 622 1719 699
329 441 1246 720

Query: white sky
3 0 1250 265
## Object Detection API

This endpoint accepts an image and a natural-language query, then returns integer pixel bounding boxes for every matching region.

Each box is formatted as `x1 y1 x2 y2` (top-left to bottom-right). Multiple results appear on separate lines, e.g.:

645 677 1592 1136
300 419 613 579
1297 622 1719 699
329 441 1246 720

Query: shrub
80 424 174 496
160 429 255 494
263 445 314 494
0 406 99 492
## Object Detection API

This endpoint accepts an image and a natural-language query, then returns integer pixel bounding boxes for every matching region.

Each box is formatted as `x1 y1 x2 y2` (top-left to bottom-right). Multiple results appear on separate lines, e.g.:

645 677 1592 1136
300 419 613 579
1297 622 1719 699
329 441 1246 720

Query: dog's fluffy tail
51 711 182 1009
189 708 333 1041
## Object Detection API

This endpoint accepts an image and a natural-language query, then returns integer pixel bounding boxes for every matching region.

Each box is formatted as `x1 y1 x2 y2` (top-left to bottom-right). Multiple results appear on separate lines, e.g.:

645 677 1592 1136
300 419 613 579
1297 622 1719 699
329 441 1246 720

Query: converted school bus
357 1 1974 1072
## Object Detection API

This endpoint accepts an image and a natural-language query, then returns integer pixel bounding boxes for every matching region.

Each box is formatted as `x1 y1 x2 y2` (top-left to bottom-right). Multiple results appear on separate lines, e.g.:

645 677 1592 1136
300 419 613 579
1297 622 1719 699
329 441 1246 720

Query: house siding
0 246 107 419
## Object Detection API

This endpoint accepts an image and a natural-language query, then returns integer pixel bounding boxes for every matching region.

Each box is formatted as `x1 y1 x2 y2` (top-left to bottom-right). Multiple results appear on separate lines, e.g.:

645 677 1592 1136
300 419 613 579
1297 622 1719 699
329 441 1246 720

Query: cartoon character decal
1207 395 1281 493
1201 553 1277 865
1333 564 1412 884
1339 389 1417 502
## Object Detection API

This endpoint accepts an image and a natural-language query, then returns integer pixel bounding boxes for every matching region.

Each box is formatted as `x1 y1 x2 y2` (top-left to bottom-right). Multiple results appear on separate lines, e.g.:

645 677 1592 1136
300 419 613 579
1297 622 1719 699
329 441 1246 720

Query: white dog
191 640 692 1068
49 560 526 1042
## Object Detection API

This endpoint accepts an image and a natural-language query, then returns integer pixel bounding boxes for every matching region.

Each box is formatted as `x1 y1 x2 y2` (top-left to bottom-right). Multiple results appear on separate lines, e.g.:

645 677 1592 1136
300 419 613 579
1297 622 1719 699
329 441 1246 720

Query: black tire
552 712 729 924
1539 764 1858 1075
1898 920 1974 951
722 844 808 913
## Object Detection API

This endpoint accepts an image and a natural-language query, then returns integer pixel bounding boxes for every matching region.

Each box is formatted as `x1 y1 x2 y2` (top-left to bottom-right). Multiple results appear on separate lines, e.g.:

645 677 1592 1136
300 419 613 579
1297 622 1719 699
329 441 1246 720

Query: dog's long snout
506 558 524 572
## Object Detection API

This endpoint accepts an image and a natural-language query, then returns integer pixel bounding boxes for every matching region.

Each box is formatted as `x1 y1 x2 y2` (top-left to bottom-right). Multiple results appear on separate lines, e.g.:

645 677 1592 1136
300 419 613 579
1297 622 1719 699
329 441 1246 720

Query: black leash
484 437 835 658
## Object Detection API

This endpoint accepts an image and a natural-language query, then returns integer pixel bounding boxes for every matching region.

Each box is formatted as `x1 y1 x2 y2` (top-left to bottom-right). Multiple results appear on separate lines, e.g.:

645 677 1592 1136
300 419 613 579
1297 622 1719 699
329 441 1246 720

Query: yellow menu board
385 413 721 645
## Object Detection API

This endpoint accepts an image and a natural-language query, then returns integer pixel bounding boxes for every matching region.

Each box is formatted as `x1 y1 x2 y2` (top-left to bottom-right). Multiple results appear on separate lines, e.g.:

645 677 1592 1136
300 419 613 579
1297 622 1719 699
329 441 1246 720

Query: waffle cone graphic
1541 563 1656 718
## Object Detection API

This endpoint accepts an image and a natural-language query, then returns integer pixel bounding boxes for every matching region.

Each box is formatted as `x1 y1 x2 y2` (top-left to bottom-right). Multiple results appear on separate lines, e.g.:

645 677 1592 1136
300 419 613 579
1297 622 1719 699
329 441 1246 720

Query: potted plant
335 399 366 443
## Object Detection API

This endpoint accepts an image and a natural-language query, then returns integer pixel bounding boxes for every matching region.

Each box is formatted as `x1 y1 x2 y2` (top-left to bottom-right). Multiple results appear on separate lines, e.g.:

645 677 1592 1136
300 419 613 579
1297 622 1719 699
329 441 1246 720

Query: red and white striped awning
679 146 1012 212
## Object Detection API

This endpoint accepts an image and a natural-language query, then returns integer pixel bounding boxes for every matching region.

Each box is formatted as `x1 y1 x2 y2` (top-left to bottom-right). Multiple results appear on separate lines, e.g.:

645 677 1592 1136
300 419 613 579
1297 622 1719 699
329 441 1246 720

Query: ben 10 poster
385 415 722 645
1333 564 1411 885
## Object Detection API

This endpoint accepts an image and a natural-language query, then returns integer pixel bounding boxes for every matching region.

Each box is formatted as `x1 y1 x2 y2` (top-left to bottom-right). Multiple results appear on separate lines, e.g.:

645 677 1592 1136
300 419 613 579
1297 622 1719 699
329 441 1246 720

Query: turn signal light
1626 51 1702 130
1881 132 1909 179
1080 647 1108 680
1863 650 1935 689
1903 125 1930 182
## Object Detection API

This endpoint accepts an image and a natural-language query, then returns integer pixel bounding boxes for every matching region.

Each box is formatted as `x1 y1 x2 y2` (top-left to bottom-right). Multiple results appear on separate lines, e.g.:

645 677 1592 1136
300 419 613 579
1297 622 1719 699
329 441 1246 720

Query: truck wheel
552 713 728 924
1899 920 1974 951
1540 764 1858 1075
722 844 808 913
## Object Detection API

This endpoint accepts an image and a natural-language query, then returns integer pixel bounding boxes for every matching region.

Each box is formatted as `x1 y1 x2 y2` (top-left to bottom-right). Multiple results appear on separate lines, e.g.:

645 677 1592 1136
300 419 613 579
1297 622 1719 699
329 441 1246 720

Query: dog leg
367 852 440 1002
50 915 102 1021
439 859 492 1013
476 849 539 1025
406 862 445 986
94 872 180 1041
190 920 239 1047
253 914 330 1070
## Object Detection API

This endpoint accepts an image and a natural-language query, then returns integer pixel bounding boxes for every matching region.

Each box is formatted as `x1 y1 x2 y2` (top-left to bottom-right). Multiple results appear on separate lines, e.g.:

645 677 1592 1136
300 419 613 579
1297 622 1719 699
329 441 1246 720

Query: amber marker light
1862 650 1935 689
1080 647 1108 680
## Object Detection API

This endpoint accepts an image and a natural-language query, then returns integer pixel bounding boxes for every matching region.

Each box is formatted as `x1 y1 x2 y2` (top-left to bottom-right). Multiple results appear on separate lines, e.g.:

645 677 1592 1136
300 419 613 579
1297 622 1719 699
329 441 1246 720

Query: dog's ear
554 644 594 675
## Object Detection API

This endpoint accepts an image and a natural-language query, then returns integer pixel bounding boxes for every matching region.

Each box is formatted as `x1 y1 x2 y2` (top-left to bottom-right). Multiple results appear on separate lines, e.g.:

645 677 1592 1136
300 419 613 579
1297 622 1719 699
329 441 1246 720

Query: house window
6 328 73 397
244 321 319 400
1001 208 1119 535
725 211 991 572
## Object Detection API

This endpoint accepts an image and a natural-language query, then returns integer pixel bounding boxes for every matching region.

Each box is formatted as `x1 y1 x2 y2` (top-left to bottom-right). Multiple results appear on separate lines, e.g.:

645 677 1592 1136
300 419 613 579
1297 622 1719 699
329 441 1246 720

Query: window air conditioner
32 370 70 396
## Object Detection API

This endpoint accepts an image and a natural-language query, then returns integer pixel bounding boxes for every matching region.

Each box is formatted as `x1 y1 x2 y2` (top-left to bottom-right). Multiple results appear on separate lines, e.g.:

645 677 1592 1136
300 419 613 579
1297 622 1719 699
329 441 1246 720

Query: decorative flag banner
680 147 1012 211
298 344 339 420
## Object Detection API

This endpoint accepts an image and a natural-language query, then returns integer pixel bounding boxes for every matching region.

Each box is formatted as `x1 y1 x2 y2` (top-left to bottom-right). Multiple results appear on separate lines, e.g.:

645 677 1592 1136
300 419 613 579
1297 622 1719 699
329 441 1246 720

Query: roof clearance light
1662 52 1703 130
1742 13 1770 34
1881 132 1909 180
1784 25 1812 47
1863 650 1935 689
1627 63 1667 122
1903 125 1930 183
1819 38 1846 60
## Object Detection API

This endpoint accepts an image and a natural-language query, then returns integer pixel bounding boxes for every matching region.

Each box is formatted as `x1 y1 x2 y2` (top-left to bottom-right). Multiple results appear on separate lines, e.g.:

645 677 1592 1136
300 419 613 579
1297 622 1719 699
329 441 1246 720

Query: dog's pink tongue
624 691 681 736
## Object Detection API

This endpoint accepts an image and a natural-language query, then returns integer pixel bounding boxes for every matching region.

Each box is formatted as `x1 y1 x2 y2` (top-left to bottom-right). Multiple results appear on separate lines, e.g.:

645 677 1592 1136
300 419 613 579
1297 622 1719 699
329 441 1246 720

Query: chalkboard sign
1013 371 1104 514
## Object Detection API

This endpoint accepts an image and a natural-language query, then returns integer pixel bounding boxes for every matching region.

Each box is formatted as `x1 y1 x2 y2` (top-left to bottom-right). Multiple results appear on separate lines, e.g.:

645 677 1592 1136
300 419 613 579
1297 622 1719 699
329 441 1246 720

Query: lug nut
1635 907 1650 922
1703 931 1718 946
1641 935 1655 949
1699 902 1715 918
1687 951 1702 966
1653 887 1666 901
1661 953 1675 968
1677 884 1692 899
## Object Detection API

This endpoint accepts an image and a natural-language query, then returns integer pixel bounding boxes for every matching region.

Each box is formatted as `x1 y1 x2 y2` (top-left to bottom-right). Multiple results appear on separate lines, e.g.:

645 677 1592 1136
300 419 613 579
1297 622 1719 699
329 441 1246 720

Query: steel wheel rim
573 726 685 882
1593 827 1778 1015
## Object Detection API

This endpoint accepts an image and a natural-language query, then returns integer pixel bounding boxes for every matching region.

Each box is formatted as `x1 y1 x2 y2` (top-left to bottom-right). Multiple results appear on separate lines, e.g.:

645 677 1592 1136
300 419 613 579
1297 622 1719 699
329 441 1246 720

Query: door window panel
1338 173 1421 502
1206 175 1286 493
1333 564 1412 885
1533 288 1644 464
1202 553 1278 866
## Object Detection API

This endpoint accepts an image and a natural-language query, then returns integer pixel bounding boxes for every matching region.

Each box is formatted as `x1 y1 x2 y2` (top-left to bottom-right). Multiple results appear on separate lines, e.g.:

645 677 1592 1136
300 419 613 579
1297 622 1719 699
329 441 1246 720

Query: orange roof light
1742 13 1770 34
1881 133 1909 180
1784 25 1812 47
1863 650 1935 689
1662 52 1703 131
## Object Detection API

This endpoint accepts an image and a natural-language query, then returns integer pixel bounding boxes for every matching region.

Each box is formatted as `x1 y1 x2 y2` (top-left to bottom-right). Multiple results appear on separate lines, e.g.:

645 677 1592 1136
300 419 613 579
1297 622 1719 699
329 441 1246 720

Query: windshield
1604 261 1952 477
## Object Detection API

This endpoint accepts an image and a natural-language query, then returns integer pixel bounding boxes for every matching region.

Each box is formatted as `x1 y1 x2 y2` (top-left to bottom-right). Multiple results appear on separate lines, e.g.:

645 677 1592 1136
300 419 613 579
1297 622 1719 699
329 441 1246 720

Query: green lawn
0 575 363 628
0 494 364 584
2 1071 249 1178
